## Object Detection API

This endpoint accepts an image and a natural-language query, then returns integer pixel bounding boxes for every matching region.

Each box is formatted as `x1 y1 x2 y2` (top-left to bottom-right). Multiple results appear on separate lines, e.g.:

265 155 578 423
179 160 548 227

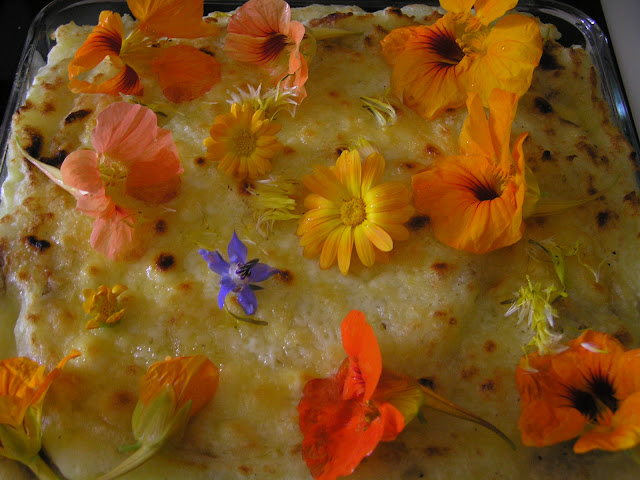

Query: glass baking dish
1 0 638 188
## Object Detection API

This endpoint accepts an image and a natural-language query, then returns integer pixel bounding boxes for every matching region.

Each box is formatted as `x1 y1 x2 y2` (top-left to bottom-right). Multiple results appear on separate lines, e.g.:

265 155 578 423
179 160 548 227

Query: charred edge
25 235 51 252
64 109 92 124
407 215 429 231
156 253 175 271
40 150 67 169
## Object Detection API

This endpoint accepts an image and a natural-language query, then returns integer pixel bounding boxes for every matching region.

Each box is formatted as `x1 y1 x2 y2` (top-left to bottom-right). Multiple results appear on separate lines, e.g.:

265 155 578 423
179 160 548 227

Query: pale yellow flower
297 149 413 275
83 284 128 329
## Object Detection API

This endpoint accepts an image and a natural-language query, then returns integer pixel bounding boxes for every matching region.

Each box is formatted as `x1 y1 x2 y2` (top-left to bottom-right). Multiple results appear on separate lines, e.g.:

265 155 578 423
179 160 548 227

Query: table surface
0 0 611 122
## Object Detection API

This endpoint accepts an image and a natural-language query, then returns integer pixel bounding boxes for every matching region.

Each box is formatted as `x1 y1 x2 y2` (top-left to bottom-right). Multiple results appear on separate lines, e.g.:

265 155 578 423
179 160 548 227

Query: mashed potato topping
0 2 639 479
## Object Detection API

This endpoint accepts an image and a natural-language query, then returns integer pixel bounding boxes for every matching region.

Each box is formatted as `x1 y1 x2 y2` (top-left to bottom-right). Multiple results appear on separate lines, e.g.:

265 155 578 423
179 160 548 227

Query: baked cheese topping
0 2 639 480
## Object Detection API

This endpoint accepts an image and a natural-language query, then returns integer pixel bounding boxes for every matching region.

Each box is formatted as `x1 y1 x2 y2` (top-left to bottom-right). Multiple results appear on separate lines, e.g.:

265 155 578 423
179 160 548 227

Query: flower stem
95 444 161 480
25 455 62 480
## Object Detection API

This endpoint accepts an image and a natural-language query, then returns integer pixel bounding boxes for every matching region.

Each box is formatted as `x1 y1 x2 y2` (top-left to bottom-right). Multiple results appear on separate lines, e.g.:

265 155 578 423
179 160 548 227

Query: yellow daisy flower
83 284 128 329
204 102 283 180
297 149 413 275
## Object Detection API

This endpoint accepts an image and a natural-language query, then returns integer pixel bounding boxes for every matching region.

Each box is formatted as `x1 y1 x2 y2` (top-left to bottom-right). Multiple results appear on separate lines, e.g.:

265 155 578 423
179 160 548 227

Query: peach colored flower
224 0 308 101
61 101 183 260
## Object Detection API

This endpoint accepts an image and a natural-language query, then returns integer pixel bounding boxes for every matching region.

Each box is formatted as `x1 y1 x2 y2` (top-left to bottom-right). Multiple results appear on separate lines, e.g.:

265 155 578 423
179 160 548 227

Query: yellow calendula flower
204 102 283 180
83 284 128 330
297 148 413 275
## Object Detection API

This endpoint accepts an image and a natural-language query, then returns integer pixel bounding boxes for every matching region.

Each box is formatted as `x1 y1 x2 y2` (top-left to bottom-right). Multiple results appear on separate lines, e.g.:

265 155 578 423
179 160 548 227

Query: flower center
340 198 366 226
236 258 259 280
261 33 289 63
425 22 465 65
565 370 618 424
233 129 257 158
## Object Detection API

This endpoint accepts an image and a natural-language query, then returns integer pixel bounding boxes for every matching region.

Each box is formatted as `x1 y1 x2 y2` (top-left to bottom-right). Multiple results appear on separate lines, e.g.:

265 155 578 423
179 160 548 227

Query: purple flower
199 231 279 315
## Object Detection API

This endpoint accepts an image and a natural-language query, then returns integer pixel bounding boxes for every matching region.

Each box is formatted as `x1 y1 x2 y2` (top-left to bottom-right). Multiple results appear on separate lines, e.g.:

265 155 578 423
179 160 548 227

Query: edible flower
298 310 513 480
60 101 183 260
68 0 220 103
516 330 640 454
204 102 283 180
199 231 279 316
505 276 566 355
246 175 301 237
97 355 219 480
381 0 542 119
297 147 413 275
224 0 309 101
83 284 128 329
412 89 533 254
0 351 81 480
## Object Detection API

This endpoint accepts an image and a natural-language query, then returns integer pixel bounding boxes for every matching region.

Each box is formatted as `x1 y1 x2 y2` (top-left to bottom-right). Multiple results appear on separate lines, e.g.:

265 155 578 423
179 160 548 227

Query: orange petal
334 150 362 199
360 152 385 197
336 226 354 275
465 14 542 105
439 0 474 14
340 310 382 402
354 224 375 267
139 355 219 416
459 92 494 159
474 0 518 25
298 375 387 480
128 0 218 38
152 45 221 103
381 16 471 119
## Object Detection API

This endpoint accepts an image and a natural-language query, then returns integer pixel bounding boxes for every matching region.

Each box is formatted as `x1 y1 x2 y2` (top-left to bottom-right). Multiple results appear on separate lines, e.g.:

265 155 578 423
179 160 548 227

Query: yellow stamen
233 130 257 157
340 198 366 226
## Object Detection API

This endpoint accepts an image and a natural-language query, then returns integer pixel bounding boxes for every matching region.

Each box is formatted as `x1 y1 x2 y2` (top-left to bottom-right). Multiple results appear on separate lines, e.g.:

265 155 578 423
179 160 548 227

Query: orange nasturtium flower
204 102 283 180
298 310 513 480
298 311 422 480
224 0 309 101
297 147 413 275
0 351 80 479
68 0 220 103
97 355 220 480
412 89 537 254
516 330 640 454
60 101 183 260
381 0 542 119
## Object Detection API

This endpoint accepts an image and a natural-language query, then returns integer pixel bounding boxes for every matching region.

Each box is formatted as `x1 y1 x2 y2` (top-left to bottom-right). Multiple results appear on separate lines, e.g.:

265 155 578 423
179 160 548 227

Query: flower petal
341 310 382 402
337 225 354 276
360 152 385 197
362 220 393 252
90 205 138 260
60 150 112 216
228 231 248 264
237 285 258 316
354 224 375 267
128 0 219 38
474 0 518 25
334 150 362 199
247 263 279 282
152 45 221 103
199 249 230 275
218 276 236 310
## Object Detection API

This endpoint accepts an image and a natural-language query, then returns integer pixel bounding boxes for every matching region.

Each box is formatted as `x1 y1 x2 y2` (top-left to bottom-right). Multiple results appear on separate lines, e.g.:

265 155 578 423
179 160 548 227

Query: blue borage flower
199 231 279 315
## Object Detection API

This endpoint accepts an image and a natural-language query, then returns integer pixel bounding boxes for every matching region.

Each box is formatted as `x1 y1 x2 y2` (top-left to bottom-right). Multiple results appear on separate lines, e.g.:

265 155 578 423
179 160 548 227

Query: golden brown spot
364 35 374 47
110 390 136 409
87 265 101 276
433 310 447 318
373 24 389 35
309 11 354 27
18 100 34 113
596 210 618 229
624 191 640 215
282 146 296 155
613 327 633 347
238 465 253 475
154 219 168 234
274 269 293 284
430 262 452 276
27 313 39 325
534 97 553 114
40 150 67 168
424 446 452 456
194 156 206 166
483 340 497 353
423 144 441 157
480 379 496 393
461 366 478 379
42 101 56 113
23 126 44 158
126 365 142 376
448 317 457 326
328 90 340 98
25 235 51 252
387 6 403 16
407 215 429 231
177 282 193 292
400 161 423 171
290 444 302 456
64 109 92 124
156 253 175 271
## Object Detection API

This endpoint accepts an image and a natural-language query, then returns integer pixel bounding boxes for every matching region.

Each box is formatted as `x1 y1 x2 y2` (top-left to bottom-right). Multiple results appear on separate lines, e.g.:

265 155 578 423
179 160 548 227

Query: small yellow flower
204 103 283 180
297 149 413 275
83 284 128 330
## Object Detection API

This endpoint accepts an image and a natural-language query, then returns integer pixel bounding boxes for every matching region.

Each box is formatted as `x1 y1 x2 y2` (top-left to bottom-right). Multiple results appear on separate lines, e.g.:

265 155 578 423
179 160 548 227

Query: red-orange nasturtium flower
224 0 309 101
298 310 424 480
381 0 542 119
0 351 80 478
412 89 537 254
60 101 183 260
517 330 640 454
97 355 220 480
68 0 220 103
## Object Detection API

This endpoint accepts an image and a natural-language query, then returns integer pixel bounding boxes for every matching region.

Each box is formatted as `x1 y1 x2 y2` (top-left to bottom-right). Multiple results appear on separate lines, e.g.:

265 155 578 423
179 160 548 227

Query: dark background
0 0 609 118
